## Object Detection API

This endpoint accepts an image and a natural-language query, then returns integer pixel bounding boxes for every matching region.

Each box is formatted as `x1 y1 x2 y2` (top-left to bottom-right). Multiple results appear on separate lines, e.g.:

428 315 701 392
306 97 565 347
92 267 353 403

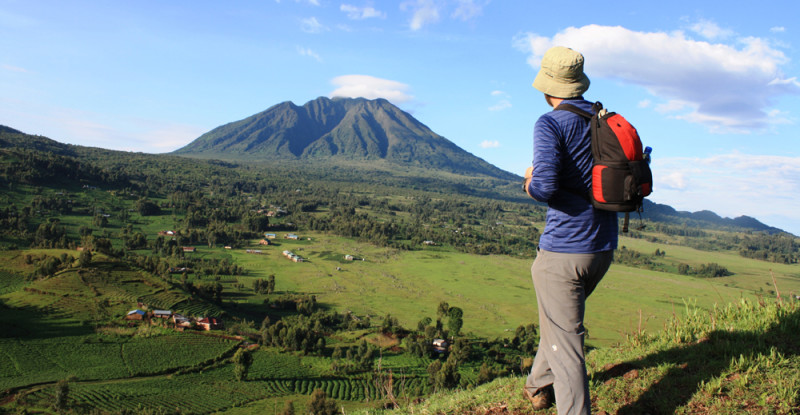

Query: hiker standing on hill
522 46 618 414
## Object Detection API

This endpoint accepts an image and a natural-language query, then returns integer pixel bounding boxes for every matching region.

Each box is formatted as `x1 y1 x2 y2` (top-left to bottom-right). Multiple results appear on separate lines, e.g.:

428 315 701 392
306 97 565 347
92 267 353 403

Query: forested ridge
1 128 796 262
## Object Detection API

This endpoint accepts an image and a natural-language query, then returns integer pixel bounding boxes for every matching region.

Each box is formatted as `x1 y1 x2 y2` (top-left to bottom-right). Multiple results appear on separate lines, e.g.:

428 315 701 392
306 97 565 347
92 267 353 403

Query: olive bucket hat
532 46 590 99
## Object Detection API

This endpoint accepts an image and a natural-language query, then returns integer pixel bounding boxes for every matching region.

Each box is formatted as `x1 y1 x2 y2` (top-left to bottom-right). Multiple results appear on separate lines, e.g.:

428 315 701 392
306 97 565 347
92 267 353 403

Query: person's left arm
525 115 562 202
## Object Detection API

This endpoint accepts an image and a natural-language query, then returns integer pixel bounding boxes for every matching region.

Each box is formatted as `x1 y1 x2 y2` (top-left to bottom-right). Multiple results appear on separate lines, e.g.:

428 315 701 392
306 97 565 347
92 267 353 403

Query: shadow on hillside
593 304 800 414
0 302 95 339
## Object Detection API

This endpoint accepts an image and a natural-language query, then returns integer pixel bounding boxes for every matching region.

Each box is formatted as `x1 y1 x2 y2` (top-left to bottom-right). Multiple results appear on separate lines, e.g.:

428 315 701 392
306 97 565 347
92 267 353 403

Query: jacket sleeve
526 114 562 202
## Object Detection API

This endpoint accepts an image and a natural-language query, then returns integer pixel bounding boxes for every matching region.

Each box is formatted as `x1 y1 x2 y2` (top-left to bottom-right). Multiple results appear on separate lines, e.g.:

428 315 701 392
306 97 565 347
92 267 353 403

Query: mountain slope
173 97 516 180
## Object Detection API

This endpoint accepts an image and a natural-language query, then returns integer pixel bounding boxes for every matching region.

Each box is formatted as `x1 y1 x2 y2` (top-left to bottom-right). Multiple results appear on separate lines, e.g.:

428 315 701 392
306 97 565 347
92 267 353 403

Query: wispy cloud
138 123 208 152
655 99 689 114
652 152 800 230
300 16 327 34
340 4 386 19
452 0 486 21
329 74 414 104
401 0 440 31
770 26 786 33
400 0 488 30
488 90 511 111
2 64 28 73
1 95 207 153
53 110 205 152
513 23 800 133
480 140 500 148
276 0 320 5
768 77 800 87
488 100 510 111
297 46 322 62
687 18 734 40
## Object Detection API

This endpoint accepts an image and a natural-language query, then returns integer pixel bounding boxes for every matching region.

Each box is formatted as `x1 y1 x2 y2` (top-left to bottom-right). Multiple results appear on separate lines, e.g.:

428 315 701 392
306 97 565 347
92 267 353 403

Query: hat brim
532 71 590 99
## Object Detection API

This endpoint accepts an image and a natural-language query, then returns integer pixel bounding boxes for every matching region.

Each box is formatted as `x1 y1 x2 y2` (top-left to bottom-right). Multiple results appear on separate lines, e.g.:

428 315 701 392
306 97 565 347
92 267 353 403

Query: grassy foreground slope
360 298 800 414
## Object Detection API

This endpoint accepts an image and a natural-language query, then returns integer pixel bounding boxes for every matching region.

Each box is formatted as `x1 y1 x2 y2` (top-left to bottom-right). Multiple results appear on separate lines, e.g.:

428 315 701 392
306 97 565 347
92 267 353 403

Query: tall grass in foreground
358 297 800 414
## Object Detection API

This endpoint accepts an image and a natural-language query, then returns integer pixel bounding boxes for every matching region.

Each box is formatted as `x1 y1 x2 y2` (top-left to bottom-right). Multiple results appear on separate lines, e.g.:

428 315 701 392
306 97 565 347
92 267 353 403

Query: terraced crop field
21 364 415 413
0 333 238 391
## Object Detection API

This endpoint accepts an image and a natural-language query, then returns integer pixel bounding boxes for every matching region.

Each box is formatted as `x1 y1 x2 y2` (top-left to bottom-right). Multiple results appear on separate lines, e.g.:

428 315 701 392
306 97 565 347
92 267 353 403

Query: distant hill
0 126 76 156
0 123 789 236
173 97 517 180
643 200 785 234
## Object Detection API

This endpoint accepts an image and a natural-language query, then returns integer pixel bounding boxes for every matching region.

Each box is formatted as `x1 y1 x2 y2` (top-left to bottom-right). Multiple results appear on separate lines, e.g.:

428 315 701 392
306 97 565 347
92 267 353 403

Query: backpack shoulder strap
553 102 596 205
554 103 593 119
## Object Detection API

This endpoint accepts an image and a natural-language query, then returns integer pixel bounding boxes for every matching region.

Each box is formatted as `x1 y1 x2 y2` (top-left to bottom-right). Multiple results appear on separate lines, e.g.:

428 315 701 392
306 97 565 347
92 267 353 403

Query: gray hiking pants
525 248 613 415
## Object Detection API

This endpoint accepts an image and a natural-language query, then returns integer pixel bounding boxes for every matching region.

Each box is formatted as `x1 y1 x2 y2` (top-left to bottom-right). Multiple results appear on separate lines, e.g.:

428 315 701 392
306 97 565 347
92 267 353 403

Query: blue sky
2 1 799 235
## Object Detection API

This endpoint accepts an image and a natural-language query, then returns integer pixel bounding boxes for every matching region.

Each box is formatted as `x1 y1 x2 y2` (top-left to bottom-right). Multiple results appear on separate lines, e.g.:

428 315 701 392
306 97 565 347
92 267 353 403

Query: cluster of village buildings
154 231 308 257
124 308 223 331
281 250 304 262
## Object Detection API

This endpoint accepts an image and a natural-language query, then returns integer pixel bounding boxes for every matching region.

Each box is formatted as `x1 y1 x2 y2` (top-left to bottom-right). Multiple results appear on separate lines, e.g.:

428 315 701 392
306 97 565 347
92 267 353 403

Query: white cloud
688 19 734 40
341 4 386 19
401 0 440 31
513 24 800 133
657 170 687 190
491 90 505 96
297 46 322 62
651 152 800 233
770 26 786 33
488 100 511 111
480 140 500 148
638 99 651 108
300 17 327 34
329 75 414 104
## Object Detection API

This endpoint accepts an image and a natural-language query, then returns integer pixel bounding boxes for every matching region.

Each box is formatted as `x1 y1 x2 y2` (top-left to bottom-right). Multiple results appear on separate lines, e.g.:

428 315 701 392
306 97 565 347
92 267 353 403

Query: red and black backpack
556 102 653 231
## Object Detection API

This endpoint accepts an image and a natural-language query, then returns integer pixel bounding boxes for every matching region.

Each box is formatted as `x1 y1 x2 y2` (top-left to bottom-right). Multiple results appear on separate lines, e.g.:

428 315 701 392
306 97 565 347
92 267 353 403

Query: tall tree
447 307 463 335
53 378 69 411
232 348 253 381
280 400 296 415
307 389 338 415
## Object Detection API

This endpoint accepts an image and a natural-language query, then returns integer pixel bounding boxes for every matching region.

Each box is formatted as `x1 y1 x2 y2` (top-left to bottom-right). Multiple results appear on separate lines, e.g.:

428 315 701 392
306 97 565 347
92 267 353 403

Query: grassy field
2 213 798 413
190 231 799 348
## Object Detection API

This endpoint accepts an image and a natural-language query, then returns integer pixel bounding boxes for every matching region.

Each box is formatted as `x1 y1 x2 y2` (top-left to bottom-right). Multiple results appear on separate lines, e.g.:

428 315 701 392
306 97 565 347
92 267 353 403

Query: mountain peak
174 97 515 179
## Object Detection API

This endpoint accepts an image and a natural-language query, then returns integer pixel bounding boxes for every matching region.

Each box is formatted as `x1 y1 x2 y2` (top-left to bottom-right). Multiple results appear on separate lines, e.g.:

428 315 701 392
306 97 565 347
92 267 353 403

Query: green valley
1 122 798 414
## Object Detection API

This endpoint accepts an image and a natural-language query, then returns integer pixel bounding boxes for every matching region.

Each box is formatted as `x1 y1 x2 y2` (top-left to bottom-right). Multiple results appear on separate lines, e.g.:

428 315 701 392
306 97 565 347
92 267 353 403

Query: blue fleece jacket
526 98 618 253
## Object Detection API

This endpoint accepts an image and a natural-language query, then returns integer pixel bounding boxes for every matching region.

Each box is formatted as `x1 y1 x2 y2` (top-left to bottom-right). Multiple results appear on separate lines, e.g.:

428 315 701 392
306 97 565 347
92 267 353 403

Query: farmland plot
122 333 239 376
0 333 238 391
